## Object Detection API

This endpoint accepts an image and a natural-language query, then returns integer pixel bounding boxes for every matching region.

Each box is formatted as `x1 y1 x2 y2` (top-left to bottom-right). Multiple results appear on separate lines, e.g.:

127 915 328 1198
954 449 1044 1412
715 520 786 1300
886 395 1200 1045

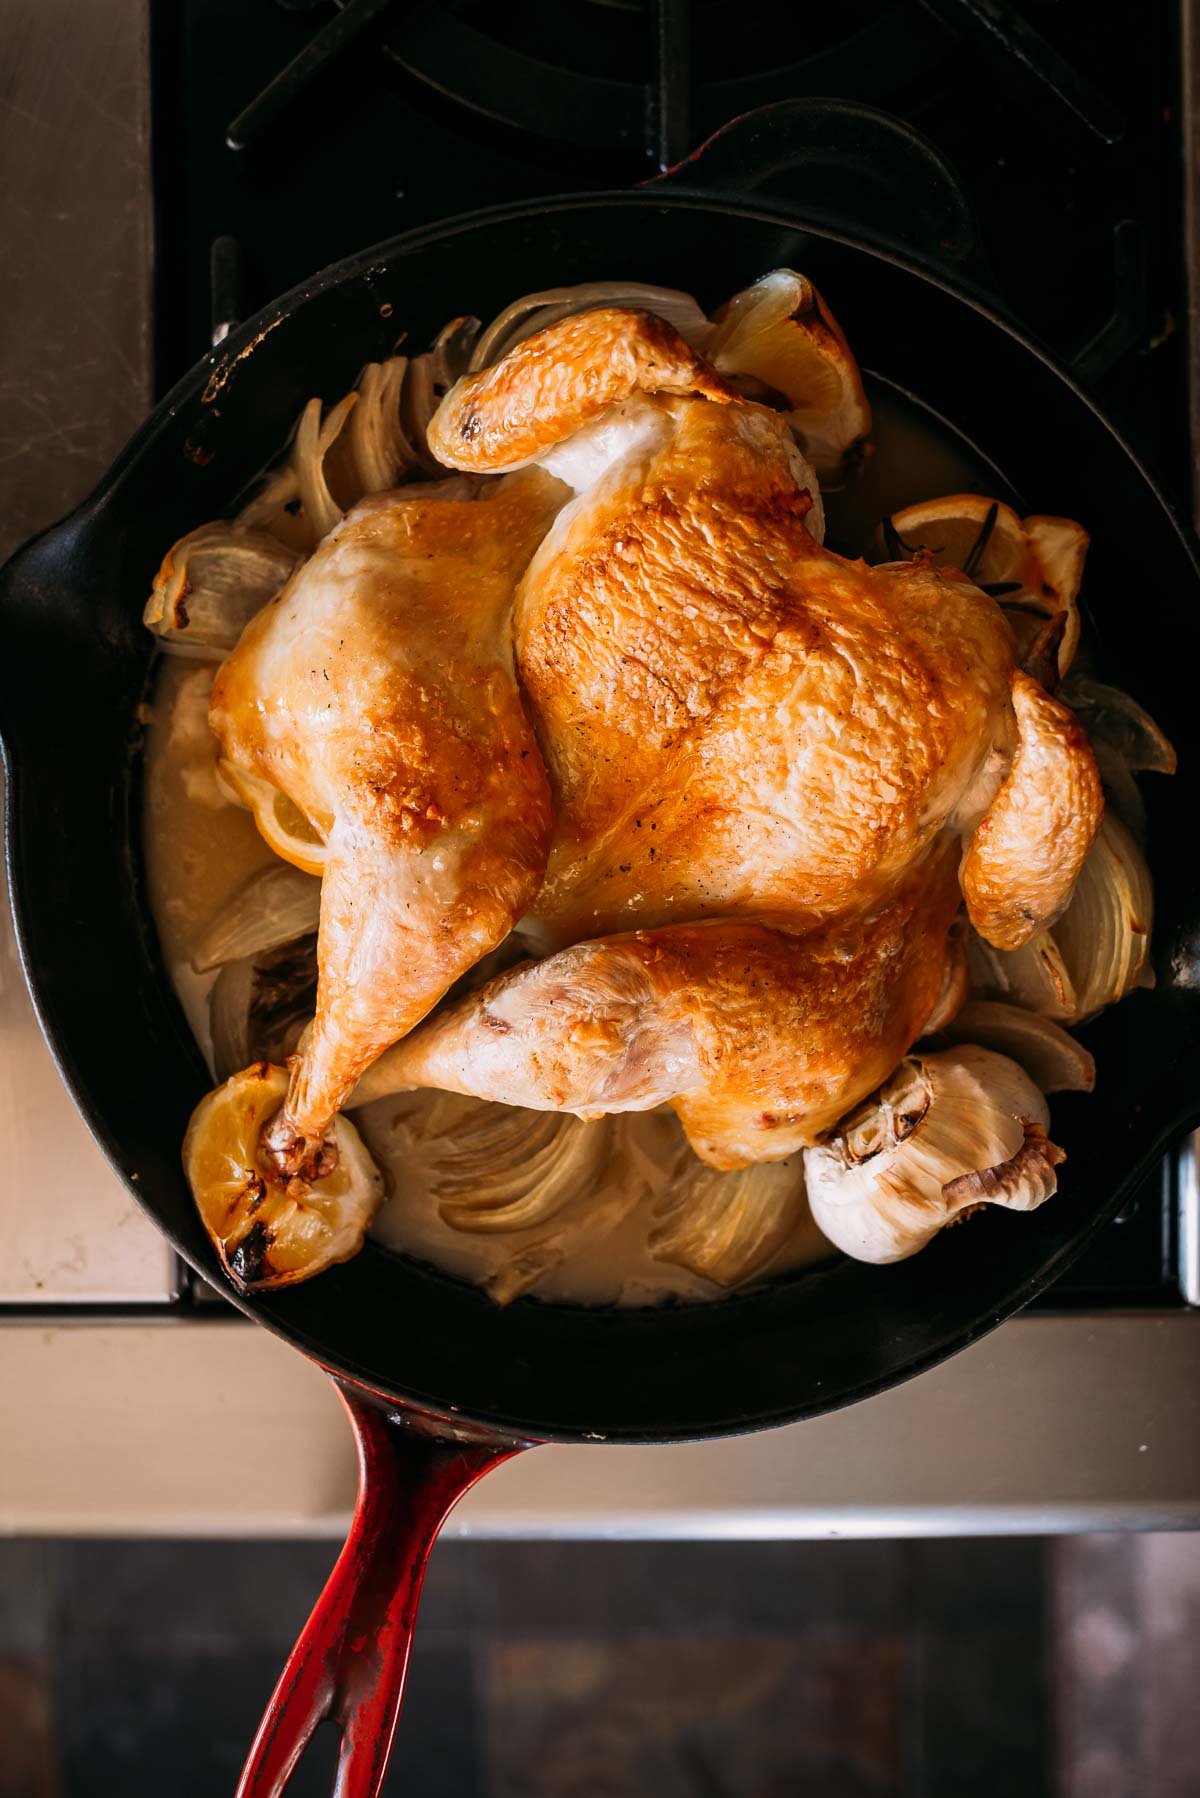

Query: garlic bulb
1054 813 1153 1020
706 269 871 481
143 524 301 659
805 1046 1063 1264
468 282 713 373
649 1152 808 1287
190 863 321 973
937 1000 1095 1094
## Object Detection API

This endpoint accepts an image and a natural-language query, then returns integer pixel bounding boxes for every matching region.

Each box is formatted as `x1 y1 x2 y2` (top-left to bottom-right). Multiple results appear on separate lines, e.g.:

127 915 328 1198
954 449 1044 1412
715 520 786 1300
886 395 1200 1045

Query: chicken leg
354 846 963 1169
209 469 565 1173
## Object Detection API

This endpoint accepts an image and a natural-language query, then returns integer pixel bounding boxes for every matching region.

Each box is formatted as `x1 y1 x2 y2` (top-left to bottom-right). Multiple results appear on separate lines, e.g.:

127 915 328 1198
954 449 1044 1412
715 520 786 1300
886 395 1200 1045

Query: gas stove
1 0 1195 1313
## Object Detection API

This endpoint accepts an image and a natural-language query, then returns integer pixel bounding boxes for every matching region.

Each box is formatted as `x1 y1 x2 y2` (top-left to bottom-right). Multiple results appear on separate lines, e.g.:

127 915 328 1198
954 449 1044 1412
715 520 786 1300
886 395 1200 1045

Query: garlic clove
707 269 871 483
1053 813 1153 1021
190 863 321 973
184 1063 383 1290
937 999 1095 1093
805 1046 1061 1264
143 524 301 659
648 1152 808 1287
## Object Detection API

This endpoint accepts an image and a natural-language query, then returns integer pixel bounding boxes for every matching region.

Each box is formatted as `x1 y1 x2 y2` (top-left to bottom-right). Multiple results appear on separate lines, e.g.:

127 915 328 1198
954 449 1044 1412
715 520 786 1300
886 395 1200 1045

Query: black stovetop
149 0 1193 1309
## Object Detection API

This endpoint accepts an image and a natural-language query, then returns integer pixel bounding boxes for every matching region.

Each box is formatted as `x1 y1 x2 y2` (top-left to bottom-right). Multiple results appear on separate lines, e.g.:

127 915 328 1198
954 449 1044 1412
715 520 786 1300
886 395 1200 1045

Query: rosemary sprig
882 515 920 560
961 501 999 579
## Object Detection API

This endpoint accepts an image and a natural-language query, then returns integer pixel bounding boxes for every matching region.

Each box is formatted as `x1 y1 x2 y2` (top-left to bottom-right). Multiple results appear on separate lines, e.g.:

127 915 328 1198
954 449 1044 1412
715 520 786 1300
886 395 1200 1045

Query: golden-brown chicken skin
210 469 565 1171
360 844 962 1169
206 303 1102 1187
509 395 1019 945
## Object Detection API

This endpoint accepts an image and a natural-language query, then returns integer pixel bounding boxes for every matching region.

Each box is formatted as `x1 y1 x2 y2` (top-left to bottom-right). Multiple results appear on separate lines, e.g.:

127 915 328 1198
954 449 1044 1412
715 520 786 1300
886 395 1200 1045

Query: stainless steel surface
1179 1133 1200 1305
1 1317 1198 1537
1186 0 1200 524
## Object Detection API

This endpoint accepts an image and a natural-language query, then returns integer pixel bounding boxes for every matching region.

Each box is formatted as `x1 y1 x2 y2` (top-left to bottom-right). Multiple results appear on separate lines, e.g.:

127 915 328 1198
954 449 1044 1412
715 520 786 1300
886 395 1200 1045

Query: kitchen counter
3 1317 1199 1538
2 0 1198 1541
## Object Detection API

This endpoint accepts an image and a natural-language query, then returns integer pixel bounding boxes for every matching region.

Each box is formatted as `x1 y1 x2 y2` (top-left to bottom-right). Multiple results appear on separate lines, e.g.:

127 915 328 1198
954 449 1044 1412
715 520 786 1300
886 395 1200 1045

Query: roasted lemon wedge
707 269 871 482
883 494 1087 676
216 761 328 877
184 1063 383 1291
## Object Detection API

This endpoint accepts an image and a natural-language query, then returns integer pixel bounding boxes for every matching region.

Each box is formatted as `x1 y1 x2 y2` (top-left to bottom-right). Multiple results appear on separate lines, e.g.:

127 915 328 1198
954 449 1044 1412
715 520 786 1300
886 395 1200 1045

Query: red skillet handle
236 1384 521 1798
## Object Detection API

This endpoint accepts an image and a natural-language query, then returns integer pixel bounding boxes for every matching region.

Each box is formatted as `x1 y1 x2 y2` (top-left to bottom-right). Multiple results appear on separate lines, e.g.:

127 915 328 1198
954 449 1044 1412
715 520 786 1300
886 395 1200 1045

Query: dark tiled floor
0 1534 1193 1796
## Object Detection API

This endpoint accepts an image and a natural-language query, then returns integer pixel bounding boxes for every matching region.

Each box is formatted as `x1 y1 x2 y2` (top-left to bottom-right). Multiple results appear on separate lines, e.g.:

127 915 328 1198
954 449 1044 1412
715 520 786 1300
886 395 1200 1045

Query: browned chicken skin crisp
214 304 1103 1176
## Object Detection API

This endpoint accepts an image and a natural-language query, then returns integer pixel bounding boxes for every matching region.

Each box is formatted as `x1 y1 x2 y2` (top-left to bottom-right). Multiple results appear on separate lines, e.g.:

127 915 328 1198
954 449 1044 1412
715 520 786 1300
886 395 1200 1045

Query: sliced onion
208 934 318 1082
190 863 322 973
293 393 357 543
937 1000 1095 1093
483 1176 643 1307
468 283 712 373
648 1153 807 1287
346 357 416 495
1053 813 1153 1020
399 318 480 474
387 1096 612 1235
209 959 254 1080
967 929 1078 1020
1091 738 1148 847
143 524 300 659
1061 676 1176 774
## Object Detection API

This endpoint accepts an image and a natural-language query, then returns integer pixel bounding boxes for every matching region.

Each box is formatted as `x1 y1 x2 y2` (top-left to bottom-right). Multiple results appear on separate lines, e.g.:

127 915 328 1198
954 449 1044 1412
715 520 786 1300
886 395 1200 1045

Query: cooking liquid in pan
143 381 999 1306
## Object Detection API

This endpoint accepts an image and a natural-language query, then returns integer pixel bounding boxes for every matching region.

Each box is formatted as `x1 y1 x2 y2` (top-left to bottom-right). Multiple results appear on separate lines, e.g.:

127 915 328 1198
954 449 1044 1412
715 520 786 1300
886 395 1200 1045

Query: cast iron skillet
3 105 1199 1795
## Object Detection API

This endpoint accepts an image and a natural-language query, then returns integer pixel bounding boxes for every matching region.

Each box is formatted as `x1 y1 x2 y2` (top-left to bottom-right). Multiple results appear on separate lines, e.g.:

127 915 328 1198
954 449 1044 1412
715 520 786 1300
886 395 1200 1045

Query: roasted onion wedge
143 524 301 659
1054 813 1153 1020
649 1153 808 1287
184 1063 383 1291
805 1046 1062 1264
936 1000 1095 1093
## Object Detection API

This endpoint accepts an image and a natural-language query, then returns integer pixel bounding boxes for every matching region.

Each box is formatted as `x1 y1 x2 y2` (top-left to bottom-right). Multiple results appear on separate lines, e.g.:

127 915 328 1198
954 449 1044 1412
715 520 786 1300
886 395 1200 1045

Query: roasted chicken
189 286 1105 1283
